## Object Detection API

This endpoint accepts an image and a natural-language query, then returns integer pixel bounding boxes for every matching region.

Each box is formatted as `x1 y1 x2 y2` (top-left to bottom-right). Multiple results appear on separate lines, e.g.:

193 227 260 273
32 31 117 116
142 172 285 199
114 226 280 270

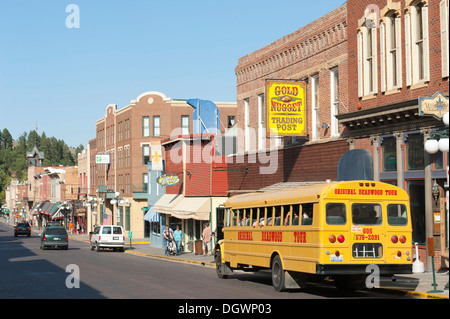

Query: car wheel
96 243 101 252
90 243 94 250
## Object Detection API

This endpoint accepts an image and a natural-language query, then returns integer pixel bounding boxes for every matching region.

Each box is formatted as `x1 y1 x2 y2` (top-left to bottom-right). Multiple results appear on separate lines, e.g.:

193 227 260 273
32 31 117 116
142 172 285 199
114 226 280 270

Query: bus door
349 202 385 261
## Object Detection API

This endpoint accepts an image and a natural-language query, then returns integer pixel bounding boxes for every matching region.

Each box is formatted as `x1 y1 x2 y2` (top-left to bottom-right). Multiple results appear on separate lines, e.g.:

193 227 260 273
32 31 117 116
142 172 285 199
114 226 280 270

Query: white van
90 225 125 252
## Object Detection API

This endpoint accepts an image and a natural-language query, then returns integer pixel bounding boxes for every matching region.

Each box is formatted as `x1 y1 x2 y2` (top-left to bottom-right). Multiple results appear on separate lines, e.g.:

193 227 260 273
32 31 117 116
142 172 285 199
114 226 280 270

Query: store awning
52 205 64 220
40 201 53 215
153 194 184 214
143 207 160 223
170 197 210 221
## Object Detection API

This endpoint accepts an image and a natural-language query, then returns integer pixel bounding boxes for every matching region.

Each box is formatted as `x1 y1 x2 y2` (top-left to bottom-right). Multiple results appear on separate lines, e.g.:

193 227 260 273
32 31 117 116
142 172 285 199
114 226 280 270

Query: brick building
91 91 236 238
229 3 350 192
337 0 449 270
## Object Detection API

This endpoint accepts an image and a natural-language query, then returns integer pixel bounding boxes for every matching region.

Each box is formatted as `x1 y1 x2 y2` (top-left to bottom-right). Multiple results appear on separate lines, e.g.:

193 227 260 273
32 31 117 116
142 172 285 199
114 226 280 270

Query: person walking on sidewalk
163 225 172 256
202 223 212 256
173 225 183 255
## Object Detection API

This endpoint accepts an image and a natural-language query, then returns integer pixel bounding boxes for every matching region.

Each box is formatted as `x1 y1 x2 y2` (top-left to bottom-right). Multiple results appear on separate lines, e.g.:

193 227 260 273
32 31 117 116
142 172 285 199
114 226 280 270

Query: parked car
14 222 31 237
40 227 69 250
90 225 125 252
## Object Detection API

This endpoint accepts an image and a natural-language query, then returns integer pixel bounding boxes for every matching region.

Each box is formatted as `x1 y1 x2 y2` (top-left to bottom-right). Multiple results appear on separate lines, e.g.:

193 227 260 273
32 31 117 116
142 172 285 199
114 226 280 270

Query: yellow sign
266 80 307 137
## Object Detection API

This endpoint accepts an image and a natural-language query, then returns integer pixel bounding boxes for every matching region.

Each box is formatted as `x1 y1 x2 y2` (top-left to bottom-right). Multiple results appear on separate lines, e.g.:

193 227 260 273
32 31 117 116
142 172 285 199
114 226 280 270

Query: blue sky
0 0 344 148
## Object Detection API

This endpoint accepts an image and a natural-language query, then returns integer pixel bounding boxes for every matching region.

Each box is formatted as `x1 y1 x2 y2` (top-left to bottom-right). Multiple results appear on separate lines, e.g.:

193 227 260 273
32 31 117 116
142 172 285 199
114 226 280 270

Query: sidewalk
3 220 448 299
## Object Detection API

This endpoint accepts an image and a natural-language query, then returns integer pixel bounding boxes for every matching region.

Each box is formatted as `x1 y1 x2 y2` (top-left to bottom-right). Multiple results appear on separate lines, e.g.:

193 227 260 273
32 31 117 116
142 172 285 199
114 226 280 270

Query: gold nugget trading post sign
266 80 307 137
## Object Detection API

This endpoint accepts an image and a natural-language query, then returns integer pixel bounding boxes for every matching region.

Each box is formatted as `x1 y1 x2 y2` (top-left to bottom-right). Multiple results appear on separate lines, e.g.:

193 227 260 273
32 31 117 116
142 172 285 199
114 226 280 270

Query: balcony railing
132 184 148 199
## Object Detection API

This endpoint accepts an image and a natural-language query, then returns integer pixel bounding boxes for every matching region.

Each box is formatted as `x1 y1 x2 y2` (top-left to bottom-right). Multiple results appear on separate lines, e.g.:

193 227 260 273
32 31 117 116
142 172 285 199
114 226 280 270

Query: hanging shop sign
266 80 307 137
156 174 181 186
418 91 449 120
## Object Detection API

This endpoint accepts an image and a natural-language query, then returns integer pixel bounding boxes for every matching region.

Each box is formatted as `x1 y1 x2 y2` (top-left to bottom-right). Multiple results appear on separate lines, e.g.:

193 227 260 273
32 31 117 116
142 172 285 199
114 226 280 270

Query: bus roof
224 181 409 209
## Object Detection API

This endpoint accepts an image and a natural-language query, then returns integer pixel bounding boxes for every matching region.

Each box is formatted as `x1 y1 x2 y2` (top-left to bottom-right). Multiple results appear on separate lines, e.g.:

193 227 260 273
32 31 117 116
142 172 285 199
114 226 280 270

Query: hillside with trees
0 128 84 203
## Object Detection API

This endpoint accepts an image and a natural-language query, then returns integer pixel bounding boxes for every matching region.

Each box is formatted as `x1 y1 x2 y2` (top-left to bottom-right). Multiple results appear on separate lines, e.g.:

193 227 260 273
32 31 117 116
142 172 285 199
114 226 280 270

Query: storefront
337 96 449 270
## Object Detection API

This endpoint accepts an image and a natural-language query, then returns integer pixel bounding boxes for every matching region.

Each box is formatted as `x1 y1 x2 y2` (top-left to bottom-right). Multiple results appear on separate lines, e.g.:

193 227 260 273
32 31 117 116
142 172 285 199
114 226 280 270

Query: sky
0 0 345 148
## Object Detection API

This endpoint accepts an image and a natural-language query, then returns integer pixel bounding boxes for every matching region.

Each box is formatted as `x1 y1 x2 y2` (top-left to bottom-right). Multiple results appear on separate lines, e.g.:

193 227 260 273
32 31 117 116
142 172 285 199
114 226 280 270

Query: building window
406 133 424 171
153 116 160 137
142 116 149 137
143 173 148 193
407 1 430 84
357 26 378 96
330 68 339 136
440 0 449 78
386 13 402 90
311 75 320 140
258 94 265 149
382 136 397 172
143 145 150 165
244 98 250 151
181 115 189 135
227 116 235 128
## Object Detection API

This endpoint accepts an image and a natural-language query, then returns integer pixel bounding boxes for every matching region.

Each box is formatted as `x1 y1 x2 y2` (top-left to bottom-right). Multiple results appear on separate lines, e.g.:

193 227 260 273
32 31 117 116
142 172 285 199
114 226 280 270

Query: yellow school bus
214 181 412 291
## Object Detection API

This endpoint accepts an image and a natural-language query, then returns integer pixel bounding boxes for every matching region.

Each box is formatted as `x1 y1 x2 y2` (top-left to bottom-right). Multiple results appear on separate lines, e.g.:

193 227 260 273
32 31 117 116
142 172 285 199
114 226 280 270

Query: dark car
40 227 69 250
14 222 31 237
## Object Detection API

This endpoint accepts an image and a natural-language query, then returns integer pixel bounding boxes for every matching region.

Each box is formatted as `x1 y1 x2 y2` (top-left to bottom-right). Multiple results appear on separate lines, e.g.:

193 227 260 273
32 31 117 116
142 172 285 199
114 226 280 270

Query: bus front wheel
271 255 286 292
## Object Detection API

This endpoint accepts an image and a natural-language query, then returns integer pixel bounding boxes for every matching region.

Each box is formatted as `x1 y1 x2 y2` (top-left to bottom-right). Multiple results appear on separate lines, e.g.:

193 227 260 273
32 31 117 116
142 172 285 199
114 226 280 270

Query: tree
1 129 12 150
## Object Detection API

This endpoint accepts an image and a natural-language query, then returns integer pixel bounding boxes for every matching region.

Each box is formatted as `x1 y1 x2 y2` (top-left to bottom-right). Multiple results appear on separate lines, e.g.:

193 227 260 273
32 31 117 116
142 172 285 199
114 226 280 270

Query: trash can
194 240 203 255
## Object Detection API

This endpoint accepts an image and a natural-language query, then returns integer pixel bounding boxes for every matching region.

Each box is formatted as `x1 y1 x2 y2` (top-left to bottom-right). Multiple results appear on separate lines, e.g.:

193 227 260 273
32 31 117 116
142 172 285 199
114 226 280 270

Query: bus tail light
397 251 402 257
399 235 406 243
391 235 398 244
337 235 345 243
328 235 336 243
334 251 340 257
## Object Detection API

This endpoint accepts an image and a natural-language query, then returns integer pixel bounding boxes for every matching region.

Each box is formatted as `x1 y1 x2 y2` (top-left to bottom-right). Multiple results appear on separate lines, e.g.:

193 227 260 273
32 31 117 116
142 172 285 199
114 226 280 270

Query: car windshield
45 228 67 236
18 223 29 227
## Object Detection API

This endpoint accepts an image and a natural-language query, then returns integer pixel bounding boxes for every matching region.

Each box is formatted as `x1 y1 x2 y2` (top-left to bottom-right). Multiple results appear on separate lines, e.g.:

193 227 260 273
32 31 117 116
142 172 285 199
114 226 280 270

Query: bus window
225 208 231 227
352 203 382 225
387 204 408 226
326 203 347 225
272 206 283 226
291 204 300 225
232 209 238 226
301 203 313 225
256 207 266 226
265 207 273 226
244 208 252 226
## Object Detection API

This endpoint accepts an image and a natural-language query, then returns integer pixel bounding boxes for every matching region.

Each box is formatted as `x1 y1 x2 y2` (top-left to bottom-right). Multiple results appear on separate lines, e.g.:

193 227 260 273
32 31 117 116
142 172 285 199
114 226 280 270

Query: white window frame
440 0 449 78
257 94 265 150
409 1 430 84
244 98 250 152
330 68 340 137
363 26 378 96
311 75 320 141
385 12 402 90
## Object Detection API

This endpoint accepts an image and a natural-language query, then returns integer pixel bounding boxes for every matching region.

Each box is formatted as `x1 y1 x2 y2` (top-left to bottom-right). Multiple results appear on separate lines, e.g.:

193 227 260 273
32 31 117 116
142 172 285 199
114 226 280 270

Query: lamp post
110 192 123 225
424 111 448 291
61 201 72 230
84 197 98 232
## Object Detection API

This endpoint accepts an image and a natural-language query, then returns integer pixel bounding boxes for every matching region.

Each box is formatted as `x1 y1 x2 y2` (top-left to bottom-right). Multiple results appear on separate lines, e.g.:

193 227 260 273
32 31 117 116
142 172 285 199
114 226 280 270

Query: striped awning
143 207 160 223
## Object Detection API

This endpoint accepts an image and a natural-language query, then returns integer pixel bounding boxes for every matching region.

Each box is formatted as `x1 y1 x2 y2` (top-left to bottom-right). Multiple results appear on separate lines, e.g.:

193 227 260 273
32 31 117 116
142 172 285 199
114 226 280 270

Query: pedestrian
173 225 183 255
163 225 172 256
76 221 80 234
202 223 212 256
69 221 73 234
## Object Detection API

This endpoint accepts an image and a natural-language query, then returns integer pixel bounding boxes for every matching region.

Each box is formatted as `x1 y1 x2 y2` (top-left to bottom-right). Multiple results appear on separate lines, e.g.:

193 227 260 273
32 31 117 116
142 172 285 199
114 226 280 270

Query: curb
378 286 449 299
124 249 216 267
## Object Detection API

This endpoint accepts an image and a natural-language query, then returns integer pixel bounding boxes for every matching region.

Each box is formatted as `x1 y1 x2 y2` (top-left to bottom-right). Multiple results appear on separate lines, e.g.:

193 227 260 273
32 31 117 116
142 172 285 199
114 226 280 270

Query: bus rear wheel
271 255 286 292
215 248 229 279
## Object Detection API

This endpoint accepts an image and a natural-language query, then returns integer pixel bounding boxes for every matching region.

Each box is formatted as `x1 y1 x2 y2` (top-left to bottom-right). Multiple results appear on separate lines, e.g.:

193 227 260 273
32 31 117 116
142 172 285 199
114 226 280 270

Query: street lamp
424 111 449 291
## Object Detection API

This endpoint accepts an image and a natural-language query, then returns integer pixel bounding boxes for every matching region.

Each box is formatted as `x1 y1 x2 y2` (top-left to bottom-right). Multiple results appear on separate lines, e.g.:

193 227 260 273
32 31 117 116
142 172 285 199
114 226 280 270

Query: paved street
1 222 414 302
